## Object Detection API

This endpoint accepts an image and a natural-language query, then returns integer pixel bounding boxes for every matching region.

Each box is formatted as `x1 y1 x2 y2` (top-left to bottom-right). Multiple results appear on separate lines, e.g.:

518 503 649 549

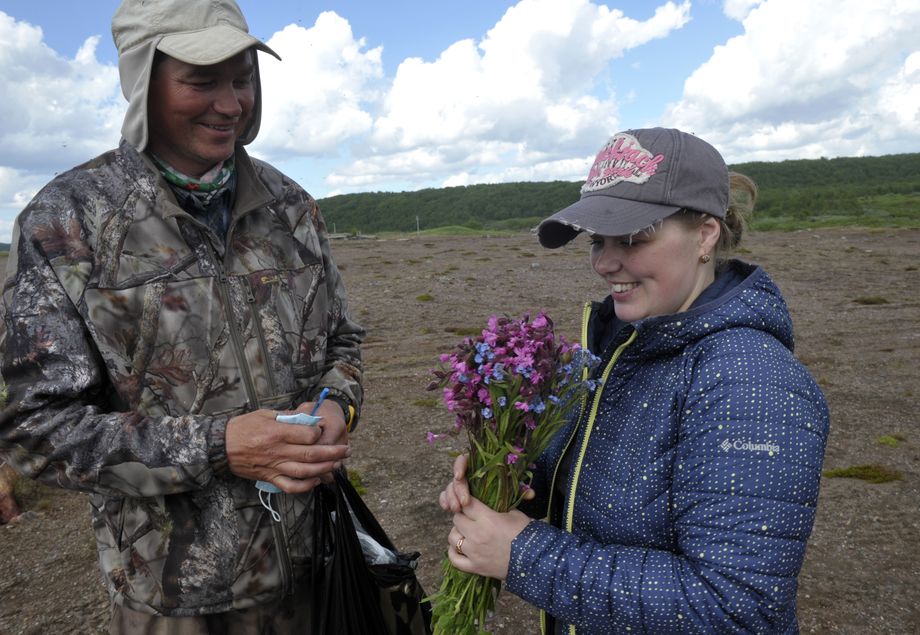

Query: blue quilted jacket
506 261 829 634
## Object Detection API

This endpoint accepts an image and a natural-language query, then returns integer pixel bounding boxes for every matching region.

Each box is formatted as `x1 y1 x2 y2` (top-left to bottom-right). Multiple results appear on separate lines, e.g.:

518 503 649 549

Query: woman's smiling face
589 215 720 322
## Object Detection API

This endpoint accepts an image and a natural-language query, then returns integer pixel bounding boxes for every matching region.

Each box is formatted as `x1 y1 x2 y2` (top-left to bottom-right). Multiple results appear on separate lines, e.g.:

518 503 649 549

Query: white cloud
0 12 123 173
251 12 384 161
0 11 124 242
373 0 690 151
876 51 920 129
0 166 50 243
663 0 920 163
442 155 595 189
328 0 691 191
722 0 764 21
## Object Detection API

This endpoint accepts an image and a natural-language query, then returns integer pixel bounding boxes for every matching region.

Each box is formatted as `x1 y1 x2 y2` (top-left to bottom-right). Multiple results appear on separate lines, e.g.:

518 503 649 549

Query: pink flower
505 445 524 464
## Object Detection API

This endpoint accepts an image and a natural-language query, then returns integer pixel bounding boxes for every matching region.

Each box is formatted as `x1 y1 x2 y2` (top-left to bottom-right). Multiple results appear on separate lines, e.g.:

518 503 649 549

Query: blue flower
481 407 493 419
498 396 508 407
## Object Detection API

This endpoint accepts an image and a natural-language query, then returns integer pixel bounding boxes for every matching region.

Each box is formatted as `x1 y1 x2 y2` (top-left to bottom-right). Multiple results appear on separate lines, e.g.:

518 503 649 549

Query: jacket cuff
504 519 550 600
206 415 230 475
325 393 358 433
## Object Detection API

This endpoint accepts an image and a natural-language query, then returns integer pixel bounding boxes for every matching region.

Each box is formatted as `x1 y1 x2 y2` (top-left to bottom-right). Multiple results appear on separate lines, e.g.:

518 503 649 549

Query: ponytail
716 171 757 254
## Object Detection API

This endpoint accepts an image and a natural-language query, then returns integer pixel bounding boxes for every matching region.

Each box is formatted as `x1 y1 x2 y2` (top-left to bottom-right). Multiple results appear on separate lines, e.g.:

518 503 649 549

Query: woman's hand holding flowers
447 499 531 581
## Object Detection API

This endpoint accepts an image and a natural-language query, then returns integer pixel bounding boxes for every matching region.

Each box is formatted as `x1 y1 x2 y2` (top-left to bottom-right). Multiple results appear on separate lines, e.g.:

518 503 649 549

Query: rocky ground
1 227 918 633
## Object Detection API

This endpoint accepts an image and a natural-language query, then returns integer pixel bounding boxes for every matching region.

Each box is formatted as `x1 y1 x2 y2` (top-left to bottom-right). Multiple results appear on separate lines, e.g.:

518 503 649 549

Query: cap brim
537 192 681 248
157 24 280 65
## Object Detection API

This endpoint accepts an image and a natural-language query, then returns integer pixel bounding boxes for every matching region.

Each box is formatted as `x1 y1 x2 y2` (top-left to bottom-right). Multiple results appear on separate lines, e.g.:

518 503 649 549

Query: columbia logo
721 439 780 455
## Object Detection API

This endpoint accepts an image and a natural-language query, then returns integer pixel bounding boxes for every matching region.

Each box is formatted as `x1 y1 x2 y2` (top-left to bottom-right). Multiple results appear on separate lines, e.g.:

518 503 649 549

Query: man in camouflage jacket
0 0 363 628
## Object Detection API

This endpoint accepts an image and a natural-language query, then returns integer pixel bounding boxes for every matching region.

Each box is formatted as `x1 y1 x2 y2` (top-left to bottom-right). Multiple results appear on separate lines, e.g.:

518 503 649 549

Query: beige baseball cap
112 0 280 66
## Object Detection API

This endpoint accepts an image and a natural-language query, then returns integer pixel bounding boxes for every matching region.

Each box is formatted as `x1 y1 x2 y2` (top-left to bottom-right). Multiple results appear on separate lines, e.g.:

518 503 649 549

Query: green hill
319 180 580 235
318 152 920 233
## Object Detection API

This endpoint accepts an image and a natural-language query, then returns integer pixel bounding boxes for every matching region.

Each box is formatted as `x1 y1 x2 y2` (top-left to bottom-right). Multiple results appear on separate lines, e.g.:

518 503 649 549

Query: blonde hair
672 171 757 260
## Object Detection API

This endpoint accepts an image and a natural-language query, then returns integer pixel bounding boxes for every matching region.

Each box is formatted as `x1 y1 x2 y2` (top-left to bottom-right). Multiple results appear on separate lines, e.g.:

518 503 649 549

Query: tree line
319 152 920 233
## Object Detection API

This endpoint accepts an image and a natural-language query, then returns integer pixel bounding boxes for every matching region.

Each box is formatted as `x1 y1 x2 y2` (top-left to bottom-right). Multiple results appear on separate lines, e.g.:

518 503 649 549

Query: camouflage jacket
0 141 364 616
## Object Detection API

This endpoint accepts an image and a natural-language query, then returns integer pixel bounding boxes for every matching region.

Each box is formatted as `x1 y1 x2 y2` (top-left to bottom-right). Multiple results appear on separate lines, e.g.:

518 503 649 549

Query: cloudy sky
1 0 918 242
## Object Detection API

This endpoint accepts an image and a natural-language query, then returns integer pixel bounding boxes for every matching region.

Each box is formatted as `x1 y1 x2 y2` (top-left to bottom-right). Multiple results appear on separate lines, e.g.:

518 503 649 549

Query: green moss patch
823 464 902 483
445 326 481 336
347 468 367 495
876 434 906 448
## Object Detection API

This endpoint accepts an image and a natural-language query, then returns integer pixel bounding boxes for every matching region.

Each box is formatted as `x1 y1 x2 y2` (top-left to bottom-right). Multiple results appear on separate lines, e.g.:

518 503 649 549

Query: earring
700 254 712 264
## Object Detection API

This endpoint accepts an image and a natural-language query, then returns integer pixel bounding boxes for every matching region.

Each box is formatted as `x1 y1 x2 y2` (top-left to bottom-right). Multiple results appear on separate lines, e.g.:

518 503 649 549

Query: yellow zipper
543 302 596 526
539 303 636 635
539 302 592 635
563 306 636 635
565 329 636 531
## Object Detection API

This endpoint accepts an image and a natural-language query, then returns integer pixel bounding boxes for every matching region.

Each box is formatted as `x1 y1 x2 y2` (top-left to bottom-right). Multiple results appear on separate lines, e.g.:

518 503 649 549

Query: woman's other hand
438 453 471 513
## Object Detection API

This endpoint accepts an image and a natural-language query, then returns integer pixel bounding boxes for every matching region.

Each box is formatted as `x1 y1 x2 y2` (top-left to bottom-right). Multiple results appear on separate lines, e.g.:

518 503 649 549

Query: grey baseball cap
537 128 729 248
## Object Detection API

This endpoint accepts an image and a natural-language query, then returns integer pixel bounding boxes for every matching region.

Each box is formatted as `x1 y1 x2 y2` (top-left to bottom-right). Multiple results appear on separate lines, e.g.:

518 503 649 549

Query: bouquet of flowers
425 312 600 635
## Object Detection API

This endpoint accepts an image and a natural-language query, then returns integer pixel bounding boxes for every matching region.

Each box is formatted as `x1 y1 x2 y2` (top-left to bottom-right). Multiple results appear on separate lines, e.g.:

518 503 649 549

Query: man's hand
226 407 350 494
292 398 349 446
289 397 349 482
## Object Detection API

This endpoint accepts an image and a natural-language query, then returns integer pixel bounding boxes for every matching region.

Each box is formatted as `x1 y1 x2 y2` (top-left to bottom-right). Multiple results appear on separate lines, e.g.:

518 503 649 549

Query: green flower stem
429 559 501 635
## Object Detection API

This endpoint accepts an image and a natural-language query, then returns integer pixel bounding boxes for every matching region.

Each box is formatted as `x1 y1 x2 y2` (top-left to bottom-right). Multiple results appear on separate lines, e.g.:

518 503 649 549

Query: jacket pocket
236 262 326 399
84 275 251 416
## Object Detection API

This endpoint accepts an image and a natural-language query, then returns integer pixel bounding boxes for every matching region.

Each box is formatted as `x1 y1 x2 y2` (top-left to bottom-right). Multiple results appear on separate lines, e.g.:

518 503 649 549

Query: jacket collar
124 140 274 222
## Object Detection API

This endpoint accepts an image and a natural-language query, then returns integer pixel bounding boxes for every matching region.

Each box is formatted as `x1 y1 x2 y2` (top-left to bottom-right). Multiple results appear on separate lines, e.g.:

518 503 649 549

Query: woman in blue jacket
439 128 830 634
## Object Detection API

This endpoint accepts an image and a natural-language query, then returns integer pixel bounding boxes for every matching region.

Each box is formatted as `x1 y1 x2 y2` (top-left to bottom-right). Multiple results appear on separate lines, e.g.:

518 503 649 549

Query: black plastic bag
311 469 433 635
